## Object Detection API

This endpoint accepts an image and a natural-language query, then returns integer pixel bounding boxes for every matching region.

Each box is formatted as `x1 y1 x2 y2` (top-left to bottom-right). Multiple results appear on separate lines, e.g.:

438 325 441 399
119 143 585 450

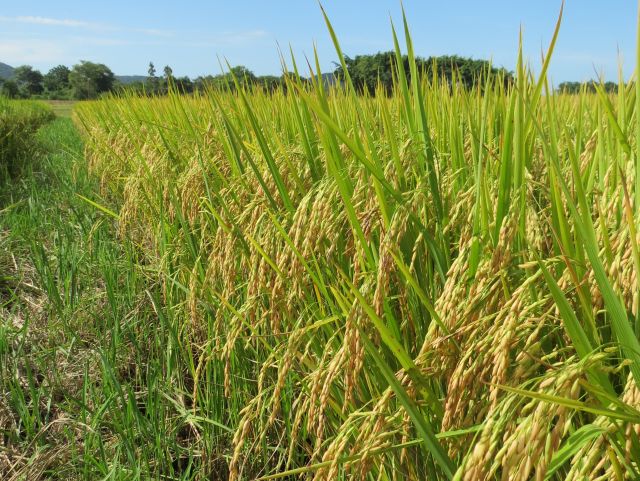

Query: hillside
0 62 14 79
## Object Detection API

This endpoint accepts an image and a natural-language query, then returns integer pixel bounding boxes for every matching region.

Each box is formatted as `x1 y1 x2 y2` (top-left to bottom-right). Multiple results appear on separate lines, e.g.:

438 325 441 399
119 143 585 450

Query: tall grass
58 4 640 480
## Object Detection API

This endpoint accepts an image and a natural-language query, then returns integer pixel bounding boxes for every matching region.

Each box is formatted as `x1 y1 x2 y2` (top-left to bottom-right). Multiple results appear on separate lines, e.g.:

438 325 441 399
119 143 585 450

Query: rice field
3 6 640 481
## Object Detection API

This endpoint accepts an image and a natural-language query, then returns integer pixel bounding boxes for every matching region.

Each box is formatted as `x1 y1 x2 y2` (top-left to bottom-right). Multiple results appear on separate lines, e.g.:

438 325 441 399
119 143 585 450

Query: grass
45 101 76 118
3 4 640 481
1 116 211 480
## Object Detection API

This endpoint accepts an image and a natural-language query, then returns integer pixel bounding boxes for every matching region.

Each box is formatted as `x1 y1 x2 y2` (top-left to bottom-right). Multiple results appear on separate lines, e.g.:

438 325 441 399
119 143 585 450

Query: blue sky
0 1 635 82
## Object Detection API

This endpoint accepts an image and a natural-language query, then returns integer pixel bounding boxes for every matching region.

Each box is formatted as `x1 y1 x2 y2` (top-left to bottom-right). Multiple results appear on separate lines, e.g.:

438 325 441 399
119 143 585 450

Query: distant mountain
116 75 147 85
0 62 14 79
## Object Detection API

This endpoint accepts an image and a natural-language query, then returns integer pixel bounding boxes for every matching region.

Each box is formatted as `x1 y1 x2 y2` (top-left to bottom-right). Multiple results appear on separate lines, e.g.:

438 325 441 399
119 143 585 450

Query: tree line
334 52 513 93
0 61 289 99
1 61 116 100
557 81 619 94
1 54 613 100
128 63 287 96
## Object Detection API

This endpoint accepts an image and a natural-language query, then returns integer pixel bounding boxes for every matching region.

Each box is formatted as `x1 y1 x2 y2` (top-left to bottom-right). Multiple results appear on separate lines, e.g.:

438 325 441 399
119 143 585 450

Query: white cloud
0 15 266 46
0 16 174 37
0 38 67 64
0 16 271 72
0 15 104 29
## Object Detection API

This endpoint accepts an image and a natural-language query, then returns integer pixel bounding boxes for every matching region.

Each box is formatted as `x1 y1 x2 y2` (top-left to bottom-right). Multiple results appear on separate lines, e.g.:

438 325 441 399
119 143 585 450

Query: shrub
0 98 55 182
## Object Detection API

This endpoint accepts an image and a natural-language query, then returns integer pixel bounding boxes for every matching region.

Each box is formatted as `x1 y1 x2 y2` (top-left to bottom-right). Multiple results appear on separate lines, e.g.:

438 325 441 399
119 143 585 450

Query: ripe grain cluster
72 9 640 480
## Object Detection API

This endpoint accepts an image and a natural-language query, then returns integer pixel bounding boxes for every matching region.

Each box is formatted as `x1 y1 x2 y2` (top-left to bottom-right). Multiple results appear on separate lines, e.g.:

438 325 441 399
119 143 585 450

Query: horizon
0 1 636 83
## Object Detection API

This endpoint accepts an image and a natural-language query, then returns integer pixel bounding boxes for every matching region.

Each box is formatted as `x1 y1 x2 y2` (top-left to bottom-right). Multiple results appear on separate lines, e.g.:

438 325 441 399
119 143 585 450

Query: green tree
207 66 257 91
193 75 214 92
13 65 44 96
44 65 71 92
229 66 256 83
256 75 284 92
334 52 512 94
147 62 159 94
557 81 618 94
1 79 19 98
174 77 194 94
163 65 173 79
69 61 116 99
